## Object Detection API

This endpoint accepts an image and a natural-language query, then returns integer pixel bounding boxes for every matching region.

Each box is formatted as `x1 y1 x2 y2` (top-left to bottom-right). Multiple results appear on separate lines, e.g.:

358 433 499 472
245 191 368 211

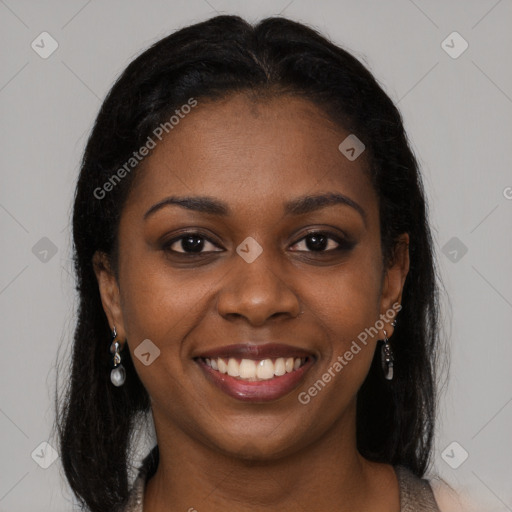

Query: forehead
125 93 376 216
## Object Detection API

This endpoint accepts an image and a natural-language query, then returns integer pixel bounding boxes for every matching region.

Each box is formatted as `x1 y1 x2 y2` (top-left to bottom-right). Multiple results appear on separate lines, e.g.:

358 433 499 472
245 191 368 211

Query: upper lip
196 343 315 360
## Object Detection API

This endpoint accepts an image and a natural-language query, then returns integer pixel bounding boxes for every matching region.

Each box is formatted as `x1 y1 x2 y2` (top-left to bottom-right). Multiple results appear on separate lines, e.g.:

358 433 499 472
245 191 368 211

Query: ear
92 250 126 343
378 233 410 336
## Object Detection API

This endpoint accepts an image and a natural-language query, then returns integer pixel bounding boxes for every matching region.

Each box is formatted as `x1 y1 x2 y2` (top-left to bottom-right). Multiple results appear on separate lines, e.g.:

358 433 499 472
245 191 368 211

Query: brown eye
290 231 354 253
164 232 222 254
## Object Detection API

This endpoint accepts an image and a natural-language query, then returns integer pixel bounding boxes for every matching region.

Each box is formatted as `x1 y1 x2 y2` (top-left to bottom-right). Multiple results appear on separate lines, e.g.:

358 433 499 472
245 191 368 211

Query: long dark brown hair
55 14 441 512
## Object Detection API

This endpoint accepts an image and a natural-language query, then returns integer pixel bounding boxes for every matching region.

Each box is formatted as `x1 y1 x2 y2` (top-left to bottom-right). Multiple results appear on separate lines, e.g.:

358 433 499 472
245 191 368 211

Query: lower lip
196 358 315 402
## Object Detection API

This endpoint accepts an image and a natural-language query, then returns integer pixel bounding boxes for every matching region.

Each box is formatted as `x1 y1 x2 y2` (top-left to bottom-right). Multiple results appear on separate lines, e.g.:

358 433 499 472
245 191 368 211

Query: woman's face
95 93 408 460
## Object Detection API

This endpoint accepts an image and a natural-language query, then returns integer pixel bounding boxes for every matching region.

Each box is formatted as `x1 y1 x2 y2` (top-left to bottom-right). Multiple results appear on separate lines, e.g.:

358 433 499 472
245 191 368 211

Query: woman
56 14 443 511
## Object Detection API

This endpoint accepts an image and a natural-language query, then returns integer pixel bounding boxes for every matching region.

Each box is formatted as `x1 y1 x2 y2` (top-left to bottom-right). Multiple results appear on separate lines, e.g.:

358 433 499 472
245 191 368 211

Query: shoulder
118 446 159 512
394 465 441 512
121 456 442 512
119 471 146 512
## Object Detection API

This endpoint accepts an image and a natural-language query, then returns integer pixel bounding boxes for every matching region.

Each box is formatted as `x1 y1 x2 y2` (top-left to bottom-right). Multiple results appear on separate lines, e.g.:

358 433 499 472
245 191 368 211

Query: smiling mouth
197 356 310 382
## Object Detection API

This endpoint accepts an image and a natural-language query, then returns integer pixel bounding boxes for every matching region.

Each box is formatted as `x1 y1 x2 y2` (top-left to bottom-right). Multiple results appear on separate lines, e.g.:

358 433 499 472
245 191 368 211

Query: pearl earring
110 326 126 387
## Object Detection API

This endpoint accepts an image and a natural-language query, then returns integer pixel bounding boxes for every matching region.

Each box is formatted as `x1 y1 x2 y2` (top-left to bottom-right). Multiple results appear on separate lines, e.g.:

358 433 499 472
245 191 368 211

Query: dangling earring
381 326 394 381
110 326 126 387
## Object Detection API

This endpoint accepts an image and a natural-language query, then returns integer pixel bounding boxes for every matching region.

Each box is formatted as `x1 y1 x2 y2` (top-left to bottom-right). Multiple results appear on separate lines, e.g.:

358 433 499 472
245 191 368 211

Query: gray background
1 0 511 510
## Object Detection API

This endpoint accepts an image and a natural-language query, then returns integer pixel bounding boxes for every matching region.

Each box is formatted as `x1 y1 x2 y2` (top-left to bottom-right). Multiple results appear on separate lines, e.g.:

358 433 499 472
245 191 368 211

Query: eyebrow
144 192 367 225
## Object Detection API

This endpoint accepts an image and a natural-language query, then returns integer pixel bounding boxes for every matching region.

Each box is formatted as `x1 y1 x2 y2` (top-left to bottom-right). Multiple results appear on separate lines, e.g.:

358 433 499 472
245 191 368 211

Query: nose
216 251 301 326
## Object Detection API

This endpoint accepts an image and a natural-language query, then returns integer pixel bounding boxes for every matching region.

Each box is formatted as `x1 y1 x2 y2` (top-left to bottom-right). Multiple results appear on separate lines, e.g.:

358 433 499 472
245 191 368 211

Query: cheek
119 251 206 340
118 253 227 402
118 260 209 412
302 252 383 343
296 246 383 400
298 270 382 416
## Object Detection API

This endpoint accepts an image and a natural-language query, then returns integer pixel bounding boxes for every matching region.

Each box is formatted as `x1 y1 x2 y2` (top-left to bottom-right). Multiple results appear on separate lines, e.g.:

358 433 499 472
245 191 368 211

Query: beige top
121 462 441 511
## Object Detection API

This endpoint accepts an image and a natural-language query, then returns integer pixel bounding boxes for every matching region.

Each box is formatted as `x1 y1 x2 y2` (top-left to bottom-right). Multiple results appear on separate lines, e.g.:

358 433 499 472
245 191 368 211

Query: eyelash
163 230 354 256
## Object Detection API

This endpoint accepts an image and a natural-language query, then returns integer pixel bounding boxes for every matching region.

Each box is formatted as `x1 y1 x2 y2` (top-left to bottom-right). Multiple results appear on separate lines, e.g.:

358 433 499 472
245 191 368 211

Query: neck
143 402 399 512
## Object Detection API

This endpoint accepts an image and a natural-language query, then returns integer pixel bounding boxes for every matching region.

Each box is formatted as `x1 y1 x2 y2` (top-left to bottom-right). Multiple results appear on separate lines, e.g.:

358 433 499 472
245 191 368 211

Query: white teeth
227 358 240 377
218 358 228 374
256 359 275 380
203 356 307 381
239 359 256 378
274 357 286 376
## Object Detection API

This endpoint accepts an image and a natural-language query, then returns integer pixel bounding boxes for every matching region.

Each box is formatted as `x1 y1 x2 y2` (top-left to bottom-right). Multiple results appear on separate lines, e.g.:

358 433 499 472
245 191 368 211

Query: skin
94 93 409 511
